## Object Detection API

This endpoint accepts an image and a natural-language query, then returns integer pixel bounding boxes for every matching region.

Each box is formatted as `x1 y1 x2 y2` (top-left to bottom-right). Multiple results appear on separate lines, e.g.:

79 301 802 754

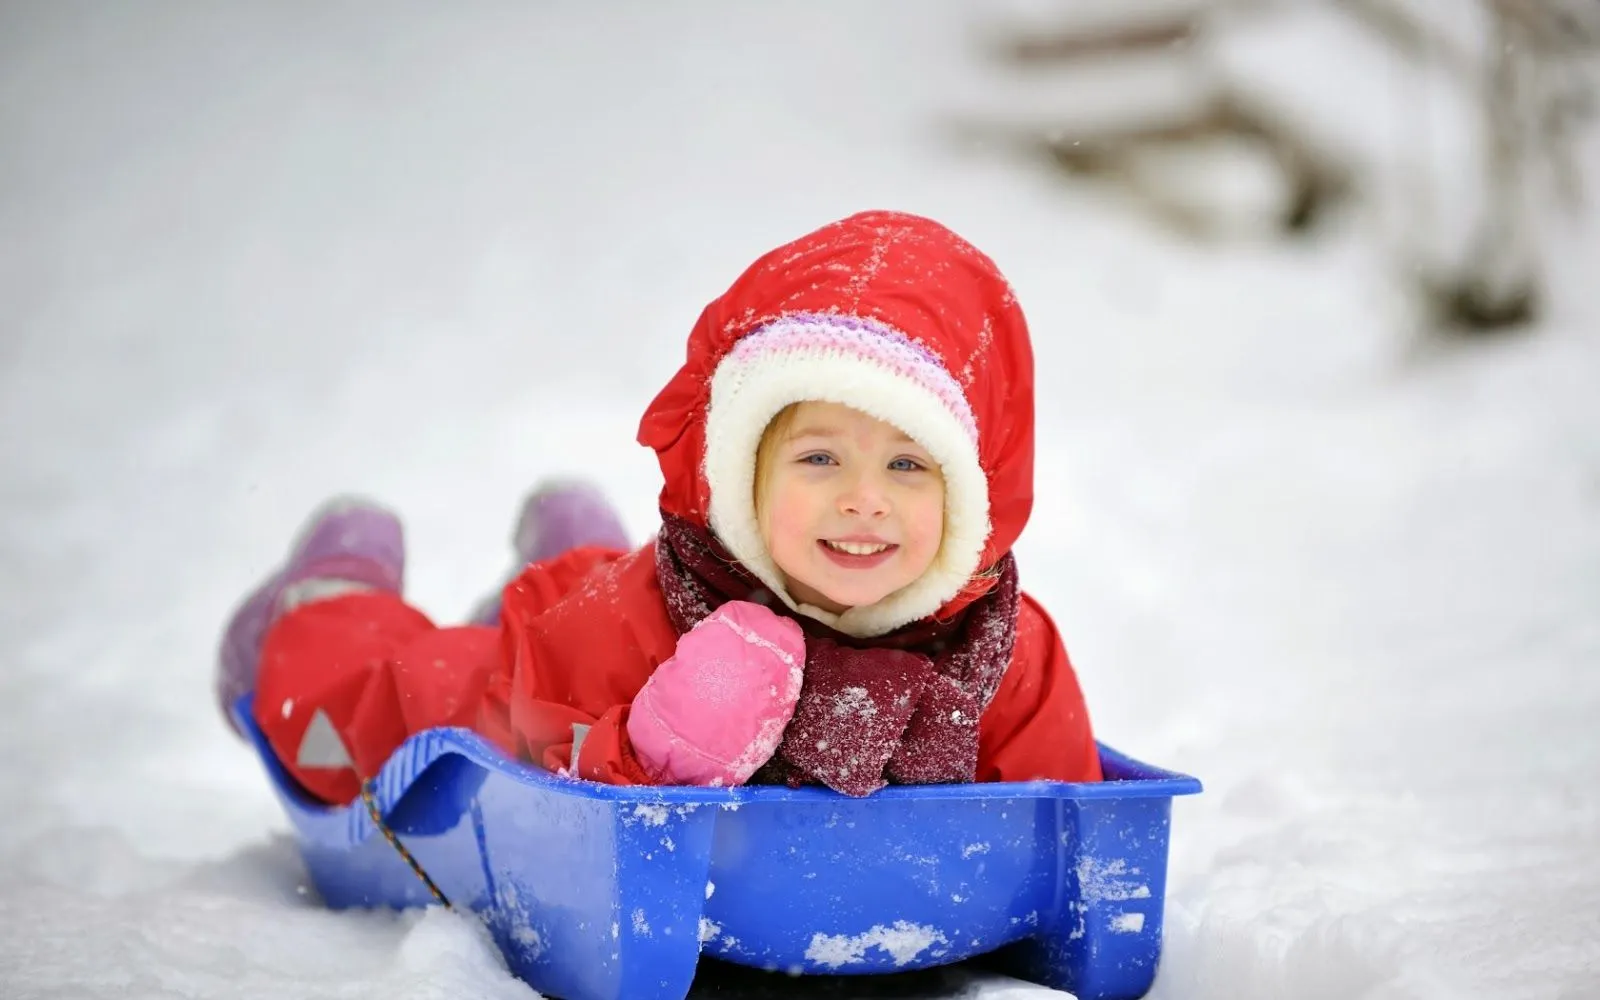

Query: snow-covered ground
2 3 1596 998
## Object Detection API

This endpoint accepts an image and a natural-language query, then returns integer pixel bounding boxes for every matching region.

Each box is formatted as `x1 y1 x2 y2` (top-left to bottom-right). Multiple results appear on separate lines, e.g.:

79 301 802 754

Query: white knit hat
702 312 991 638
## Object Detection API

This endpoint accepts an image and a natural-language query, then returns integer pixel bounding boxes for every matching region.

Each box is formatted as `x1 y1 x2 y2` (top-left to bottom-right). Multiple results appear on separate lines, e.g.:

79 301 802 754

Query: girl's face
756 401 945 615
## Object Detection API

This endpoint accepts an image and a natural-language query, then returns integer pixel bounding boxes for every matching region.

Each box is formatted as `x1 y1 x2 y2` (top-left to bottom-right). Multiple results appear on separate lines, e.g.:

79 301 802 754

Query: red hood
637 210 1036 617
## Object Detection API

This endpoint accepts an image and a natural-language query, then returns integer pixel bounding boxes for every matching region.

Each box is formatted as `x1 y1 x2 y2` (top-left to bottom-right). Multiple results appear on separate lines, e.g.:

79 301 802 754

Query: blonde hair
753 403 802 528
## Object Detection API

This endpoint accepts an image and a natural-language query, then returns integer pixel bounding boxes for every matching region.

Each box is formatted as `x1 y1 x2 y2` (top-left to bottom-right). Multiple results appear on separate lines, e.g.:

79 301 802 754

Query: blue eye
889 457 926 472
800 453 835 466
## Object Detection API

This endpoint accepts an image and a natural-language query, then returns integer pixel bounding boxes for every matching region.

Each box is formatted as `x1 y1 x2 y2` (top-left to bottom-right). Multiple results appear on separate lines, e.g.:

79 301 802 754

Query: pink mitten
626 601 806 786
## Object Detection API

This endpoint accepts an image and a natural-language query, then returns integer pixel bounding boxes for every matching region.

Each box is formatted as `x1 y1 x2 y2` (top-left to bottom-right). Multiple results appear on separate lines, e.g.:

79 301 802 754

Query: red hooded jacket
255 212 1102 805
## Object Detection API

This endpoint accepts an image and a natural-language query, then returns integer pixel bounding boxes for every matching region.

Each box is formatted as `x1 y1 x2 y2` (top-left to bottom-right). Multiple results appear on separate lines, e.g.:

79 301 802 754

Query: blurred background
2 2 1597 998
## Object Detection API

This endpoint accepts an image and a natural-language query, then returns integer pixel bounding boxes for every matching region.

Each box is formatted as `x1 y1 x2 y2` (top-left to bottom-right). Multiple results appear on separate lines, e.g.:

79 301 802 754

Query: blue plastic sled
236 695 1200 1000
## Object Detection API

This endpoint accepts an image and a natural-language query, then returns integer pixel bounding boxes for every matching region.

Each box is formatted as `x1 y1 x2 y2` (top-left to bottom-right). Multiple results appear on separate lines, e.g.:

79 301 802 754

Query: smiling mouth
823 540 892 556
818 539 899 569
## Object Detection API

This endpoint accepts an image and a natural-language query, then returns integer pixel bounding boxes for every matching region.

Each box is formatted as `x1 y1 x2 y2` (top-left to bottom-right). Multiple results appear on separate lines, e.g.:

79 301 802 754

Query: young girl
219 210 1103 804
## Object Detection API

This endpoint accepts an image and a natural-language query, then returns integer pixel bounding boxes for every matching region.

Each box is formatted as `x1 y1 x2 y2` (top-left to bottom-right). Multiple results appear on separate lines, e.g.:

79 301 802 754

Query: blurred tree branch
960 0 1599 333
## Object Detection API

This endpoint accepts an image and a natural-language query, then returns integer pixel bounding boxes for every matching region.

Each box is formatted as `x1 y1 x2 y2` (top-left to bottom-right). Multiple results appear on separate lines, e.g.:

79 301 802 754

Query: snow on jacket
254 211 1103 804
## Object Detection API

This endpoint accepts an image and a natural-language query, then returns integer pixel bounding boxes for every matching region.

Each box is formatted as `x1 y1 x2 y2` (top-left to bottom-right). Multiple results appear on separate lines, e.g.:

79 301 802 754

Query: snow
1076 858 1154 905
2 2 1597 999
806 922 953 969
630 803 671 829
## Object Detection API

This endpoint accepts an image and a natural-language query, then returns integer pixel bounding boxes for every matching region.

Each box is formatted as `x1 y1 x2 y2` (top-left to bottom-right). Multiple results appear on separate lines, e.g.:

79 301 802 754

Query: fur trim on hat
703 313 990 637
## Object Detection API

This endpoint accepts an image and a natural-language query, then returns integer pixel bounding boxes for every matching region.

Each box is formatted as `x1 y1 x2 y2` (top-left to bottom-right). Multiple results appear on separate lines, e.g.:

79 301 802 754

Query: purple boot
470 480 630 625
216 497 405 735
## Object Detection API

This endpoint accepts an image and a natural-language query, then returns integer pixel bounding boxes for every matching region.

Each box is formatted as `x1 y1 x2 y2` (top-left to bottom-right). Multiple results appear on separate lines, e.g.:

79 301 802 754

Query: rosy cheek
764 488 811 561
907 496 945 559
910 492 942 535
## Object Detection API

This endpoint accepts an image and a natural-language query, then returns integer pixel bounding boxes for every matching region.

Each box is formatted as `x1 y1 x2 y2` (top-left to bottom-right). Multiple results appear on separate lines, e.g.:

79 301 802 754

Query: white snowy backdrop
2 3 1596 998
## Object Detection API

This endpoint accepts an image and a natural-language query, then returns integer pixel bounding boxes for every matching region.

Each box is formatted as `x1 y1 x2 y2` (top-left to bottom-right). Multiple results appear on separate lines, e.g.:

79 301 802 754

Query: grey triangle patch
297 708 354 770
569 722 591 765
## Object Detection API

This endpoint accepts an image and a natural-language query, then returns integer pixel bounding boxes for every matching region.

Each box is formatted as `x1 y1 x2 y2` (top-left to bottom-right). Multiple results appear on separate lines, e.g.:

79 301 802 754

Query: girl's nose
838 473 891 518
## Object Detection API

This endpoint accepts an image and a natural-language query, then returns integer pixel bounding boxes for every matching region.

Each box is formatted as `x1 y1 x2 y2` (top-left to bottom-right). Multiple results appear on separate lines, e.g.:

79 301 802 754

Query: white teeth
825 540 890 556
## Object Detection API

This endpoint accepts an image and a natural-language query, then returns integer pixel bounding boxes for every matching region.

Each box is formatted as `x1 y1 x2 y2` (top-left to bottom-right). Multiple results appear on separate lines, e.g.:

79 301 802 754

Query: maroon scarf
655 513 1020 796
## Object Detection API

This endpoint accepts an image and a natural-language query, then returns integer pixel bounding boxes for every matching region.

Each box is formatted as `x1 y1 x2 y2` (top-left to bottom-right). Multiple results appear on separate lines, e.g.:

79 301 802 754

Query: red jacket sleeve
256 592 501 805
476 543 676 786
255 544 666 805
975 593 1103 783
